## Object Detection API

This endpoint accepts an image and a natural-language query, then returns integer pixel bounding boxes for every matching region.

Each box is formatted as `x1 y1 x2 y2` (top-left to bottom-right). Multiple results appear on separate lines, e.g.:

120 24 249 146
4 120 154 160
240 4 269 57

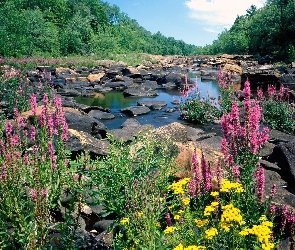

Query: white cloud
185 0 266 32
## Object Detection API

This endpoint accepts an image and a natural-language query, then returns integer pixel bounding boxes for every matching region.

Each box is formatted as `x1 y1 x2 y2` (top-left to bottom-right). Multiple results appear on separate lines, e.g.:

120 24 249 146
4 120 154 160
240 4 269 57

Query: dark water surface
75 74 220 131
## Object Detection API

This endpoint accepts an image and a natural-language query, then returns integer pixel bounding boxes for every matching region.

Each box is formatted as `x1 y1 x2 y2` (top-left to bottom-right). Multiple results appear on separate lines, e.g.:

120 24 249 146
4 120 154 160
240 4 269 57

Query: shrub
258 84 295 134
179 76 221 124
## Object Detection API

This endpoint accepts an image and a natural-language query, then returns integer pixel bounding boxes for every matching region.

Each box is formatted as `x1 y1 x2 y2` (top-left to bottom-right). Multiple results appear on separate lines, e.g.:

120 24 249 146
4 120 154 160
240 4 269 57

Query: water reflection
75 73 220 130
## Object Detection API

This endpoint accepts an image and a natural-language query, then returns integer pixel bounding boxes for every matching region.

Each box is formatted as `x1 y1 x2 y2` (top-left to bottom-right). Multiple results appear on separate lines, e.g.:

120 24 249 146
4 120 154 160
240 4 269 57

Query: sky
105 0 267 47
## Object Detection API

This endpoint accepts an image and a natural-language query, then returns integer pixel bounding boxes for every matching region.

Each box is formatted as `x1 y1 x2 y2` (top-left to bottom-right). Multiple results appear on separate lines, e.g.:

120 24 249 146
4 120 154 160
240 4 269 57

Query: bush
179 76 221 124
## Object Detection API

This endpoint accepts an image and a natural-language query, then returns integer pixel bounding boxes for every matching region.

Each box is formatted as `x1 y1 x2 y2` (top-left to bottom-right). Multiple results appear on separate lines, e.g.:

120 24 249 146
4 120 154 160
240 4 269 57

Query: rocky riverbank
1 54 295 248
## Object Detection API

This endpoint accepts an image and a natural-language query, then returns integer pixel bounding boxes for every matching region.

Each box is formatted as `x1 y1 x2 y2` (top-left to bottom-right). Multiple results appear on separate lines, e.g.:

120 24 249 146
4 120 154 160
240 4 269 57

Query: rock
90 204 107 216
57 88 81 97
121 118 141 128
142 80 158 90
87 73 105 83
223 63 243 75
162 82 177 89
268 129 295 144
153 122 189 143
137 101 167 108
273 141 295 182
93 220 114 233
67 129 109 156
88 110 115 120
64 107 108 138
121 106 150 116
104 81 130 90
123 87 158 97
122 66 142 78
110 124 154 142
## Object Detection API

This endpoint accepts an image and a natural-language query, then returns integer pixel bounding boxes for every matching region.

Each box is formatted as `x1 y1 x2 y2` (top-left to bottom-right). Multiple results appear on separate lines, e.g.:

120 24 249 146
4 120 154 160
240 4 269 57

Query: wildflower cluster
179 75 221 124
258 84 295 134
239 216 274 250
219 179 244 193
168 178 190 195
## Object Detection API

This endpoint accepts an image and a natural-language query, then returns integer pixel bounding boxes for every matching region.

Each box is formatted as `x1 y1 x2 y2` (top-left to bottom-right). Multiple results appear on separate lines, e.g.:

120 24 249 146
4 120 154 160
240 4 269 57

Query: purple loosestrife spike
30 126 36 141
232 165 240 182
11 135 19 146
13 108 19 119
31 189 37 202
269 204 276 215
5 122 13 137
254 165 265 200
1 165 7 182
30 93 37 116
271 184 277 197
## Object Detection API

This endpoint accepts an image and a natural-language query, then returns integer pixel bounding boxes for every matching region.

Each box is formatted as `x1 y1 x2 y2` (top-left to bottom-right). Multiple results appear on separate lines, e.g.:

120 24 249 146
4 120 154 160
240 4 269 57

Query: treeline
0 0 196 58
196 0 295 62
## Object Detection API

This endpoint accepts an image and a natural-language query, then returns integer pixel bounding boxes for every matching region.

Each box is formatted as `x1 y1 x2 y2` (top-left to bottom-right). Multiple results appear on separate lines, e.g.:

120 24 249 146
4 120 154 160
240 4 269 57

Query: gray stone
121 106 150 116
123 87 158 97
93 220 114 232
137 101 167 108
88 110 115 120
121 118 141 128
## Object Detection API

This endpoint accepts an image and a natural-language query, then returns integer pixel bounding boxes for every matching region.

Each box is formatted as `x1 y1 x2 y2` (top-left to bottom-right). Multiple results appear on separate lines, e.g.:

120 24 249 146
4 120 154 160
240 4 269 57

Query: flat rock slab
123 88 158 97
121 106 150 116
137 101 167 108
88 110 115 120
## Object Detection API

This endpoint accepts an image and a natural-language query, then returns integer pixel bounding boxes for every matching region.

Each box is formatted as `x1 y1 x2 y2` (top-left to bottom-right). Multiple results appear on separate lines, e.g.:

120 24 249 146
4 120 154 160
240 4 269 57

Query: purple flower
31 189 37 202
271 184 276 197
30 93 37 116
254 166 265 200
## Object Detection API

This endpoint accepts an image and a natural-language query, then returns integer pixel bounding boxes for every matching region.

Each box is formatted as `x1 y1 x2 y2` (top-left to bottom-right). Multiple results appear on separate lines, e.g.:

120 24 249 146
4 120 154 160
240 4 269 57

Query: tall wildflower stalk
0 91 70 248
221 80 269 190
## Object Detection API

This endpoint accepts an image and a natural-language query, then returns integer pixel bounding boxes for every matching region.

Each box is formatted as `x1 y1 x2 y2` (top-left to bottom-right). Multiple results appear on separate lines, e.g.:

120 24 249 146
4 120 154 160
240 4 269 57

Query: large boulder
66 129 109 157
64 107 108 139
88 110 115 120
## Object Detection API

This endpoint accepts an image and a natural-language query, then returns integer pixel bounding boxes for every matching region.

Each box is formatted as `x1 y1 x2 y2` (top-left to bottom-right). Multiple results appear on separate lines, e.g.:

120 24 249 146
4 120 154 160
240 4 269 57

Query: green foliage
196 0 295 62
0 69 30 117
179 79 221 124
0 0 196 58
91 132 177 219
260 85 295 134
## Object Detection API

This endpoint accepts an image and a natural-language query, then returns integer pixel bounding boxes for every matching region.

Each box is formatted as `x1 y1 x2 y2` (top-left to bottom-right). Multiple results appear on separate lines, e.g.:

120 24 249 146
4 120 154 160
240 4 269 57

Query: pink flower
31 189 37 202
30 93 37 116
254 166 265 200
271 184 276 197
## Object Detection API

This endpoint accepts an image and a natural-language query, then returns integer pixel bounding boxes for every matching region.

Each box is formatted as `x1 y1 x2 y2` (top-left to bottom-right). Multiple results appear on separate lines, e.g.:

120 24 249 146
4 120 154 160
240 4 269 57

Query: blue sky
105 0 266 46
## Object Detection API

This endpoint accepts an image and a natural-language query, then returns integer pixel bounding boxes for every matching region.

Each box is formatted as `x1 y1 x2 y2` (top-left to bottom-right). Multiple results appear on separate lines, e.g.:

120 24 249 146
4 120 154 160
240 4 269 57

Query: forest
197 0 295 62
0 0 294 61
0 0 197 57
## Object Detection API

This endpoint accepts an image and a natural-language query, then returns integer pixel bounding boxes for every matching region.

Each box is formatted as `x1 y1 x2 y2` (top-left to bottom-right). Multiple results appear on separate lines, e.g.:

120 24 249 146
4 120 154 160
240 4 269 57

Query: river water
75 73 220 130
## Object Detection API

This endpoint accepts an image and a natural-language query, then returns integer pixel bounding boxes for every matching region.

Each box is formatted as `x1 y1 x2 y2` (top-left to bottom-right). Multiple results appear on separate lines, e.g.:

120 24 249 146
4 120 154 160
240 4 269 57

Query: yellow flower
195 219 208 228
174 243 184 250
205 227 218 240
184 246 206 250
120 217 129 225
137 211 144 217
178 209 184 214
164 226 177 234
210 191 219 197
182 197 190 206
168 178 190 195
259 215 267 221
174 214 181 220
156 222 161 227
